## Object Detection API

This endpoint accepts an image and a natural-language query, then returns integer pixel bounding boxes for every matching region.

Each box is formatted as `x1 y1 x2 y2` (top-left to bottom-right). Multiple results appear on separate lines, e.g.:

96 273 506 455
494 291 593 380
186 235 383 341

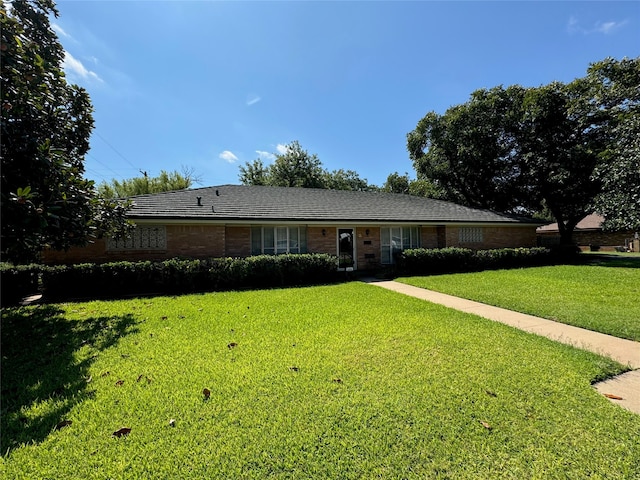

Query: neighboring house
43 185 543 270
537 213 637 251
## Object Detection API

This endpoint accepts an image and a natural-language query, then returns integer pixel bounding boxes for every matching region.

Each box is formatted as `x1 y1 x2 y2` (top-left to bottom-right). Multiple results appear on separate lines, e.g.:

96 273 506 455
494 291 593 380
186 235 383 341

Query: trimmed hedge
0 263 41 305
0 254 340 303
395 247 556 276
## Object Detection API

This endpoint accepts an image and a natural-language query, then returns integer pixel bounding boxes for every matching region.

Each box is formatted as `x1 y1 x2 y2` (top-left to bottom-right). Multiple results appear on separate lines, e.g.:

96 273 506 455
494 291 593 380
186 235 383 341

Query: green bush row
0 263 42 305
395 247 556 275
0 254 340 304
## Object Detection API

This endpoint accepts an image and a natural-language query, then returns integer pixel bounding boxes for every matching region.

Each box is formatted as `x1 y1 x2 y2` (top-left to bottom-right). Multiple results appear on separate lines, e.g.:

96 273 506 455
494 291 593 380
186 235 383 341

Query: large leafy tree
408 67 620 246
97 167 202 198
589 57 640 232
1 0 130 263
408 85 529 212
382 171 444 198
239 141 374 191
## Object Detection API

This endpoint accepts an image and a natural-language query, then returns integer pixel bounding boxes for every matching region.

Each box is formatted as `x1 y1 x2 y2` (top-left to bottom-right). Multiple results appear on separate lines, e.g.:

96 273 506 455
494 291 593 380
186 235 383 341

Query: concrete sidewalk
367 279 640 414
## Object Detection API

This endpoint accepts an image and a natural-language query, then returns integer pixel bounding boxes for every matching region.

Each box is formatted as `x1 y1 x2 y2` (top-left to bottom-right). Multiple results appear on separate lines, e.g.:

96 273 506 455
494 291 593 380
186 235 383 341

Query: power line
86 152 126 179
94 132 140 171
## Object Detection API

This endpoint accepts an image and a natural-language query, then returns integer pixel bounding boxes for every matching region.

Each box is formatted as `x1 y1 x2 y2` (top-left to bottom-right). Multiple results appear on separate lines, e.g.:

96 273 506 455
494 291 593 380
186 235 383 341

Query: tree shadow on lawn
0 305 138 456
579 253 640 269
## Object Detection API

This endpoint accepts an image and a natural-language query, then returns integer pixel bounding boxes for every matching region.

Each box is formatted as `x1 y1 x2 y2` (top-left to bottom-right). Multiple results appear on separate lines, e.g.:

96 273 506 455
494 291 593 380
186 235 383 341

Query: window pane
381 228 390 246
381 247 391 265
391 228 401 249
299 227 307 253
276 227 288 253
411 227 420 248
264 228 274 253
251 227 262 255
402 227 411 249
289 227 299 253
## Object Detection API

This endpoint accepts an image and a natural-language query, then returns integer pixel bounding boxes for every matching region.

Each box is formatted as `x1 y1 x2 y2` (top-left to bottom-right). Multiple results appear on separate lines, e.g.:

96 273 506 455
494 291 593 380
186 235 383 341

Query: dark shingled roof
127 185 539 224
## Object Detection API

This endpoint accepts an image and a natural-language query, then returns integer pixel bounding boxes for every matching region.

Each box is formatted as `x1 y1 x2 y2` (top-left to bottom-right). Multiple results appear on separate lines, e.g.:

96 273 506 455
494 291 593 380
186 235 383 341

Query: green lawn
398 259 640 341
2 283 639 479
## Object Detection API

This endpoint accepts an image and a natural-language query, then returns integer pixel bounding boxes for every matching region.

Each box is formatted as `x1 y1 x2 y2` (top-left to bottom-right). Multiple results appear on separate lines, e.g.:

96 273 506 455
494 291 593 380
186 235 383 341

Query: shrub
37 254 340 302
0 263 41 306
395 247 476 275
396 247 554 276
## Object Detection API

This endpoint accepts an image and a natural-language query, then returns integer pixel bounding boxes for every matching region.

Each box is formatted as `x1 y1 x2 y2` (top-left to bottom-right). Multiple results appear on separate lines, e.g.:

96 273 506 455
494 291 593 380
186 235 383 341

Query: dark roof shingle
127 185 539 224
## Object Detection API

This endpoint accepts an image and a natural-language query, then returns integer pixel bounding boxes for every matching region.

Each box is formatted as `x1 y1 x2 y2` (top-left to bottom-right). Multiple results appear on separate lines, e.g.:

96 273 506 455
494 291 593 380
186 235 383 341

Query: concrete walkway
367 279 640 415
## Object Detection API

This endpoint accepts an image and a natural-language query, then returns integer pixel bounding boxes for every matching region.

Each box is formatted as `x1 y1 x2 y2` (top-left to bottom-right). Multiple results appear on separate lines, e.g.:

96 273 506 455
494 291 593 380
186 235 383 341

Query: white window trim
252 226 306 255
380 226 421 264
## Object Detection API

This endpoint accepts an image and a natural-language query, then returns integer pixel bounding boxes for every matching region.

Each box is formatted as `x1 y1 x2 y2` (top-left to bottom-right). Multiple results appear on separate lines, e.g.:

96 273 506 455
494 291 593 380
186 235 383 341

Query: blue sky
52 1 639 189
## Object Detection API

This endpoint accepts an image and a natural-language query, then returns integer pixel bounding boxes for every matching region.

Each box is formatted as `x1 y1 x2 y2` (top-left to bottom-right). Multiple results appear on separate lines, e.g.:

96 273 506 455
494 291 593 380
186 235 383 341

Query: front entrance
337 228 355 270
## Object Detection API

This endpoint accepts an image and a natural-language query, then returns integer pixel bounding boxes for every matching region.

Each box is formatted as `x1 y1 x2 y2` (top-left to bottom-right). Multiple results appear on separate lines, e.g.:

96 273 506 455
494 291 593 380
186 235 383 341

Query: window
106 226 167 250
251 226 307 255
459 227 483 243
381 227 420 264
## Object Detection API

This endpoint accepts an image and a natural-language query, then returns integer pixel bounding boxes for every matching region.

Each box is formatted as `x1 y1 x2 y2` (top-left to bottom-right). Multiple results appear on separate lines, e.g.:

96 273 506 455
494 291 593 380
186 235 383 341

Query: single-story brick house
43 185 543 270
537 213 638 252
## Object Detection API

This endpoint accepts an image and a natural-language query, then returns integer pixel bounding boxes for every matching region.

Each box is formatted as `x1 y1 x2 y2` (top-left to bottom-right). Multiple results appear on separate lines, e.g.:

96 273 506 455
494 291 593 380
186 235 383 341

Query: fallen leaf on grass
161 316 168 320
485 390 497 397
203 388 211 400
55 420 72 430
479 420 492 430
112 427 131 438
604 393 623 400
332 378 343 383
227 342 238 349
289 366 299 372
115 380 125 387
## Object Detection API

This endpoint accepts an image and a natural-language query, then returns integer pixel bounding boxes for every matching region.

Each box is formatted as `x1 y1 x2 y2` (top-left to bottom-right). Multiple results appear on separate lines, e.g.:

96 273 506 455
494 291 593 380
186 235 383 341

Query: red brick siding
225 226 251 257
307 226 336 255
42 223 540 266
355 227 380 269
167 225 225 258
420 226 439 249
445 226 537 249
42 224 226 264
538 230 635 250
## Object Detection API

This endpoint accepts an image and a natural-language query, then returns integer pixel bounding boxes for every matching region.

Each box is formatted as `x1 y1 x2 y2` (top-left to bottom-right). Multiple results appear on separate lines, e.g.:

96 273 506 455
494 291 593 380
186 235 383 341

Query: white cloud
52 23 71 38
255 150 276 161
246 94 261 106
219 150 239 163
595 20 627 34
567 16 628 35
567 16 580 34
63 51 102 82
276 144 289 155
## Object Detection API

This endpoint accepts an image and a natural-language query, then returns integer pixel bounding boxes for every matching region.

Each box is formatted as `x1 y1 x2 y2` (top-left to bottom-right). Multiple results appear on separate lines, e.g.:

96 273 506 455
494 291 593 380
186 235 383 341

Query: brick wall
573 231 632 249
537 230 635 251
167 225 225 258
445 225 537 249
355 227 380 270
225 226 251 257
42 222 541 266
42 224 226 264
307 226 336 255
421 226 439 249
